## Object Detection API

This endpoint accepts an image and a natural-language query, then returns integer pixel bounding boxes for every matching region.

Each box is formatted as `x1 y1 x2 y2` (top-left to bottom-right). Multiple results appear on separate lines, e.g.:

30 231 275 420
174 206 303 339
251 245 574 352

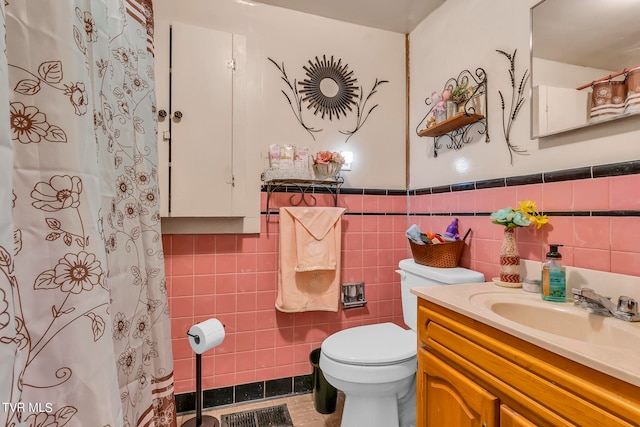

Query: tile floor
177 391 345 427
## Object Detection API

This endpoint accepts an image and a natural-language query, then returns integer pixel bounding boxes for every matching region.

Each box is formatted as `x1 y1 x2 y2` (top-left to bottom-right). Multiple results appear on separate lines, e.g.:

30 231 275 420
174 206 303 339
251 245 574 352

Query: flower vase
314 162 342 179
499 228 521 285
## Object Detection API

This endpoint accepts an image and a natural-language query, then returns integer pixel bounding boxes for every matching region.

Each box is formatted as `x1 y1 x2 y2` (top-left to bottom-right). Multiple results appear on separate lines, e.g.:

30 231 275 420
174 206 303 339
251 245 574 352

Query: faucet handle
571 287 586 298
616 296 638 316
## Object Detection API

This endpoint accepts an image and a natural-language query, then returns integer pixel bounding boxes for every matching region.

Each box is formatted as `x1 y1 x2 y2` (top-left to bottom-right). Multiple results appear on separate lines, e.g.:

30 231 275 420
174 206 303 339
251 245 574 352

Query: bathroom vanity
412 283 640 427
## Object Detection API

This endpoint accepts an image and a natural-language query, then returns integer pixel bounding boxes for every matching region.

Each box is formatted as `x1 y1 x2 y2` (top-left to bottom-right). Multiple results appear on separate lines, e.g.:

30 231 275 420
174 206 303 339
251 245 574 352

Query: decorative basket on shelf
409 239 465 268
313 162 342 179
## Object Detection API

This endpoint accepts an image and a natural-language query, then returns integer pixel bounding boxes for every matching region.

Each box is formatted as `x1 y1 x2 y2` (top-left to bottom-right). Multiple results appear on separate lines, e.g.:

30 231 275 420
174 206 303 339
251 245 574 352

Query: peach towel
276 206 345 312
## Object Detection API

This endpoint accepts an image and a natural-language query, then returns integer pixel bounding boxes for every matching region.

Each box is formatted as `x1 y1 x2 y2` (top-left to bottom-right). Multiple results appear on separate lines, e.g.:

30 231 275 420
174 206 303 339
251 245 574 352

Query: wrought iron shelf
416 67 489 157
417 113 485 137
262 178 343 222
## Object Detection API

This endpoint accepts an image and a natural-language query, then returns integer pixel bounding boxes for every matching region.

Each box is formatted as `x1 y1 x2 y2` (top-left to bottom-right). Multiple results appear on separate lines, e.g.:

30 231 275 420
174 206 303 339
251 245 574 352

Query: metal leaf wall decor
496 48 530 164
268 54 388 142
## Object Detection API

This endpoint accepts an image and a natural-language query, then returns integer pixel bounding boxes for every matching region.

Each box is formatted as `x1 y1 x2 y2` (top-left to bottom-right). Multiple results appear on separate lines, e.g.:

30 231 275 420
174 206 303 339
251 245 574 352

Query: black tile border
235 381 265 403
592 210 640 217
475 177 506 189
451 182 475 192
339 187 365 195
294 374 313 394
362 188 387 196
260 160 640 218
176 374 313 415
414 160 640 193
592 160 640 178
431 185 451 194
176 391 196 414
543 167 592 183
204 386 233 408
506 173 543 186
265 377 293 399
261 159 640 197
409 210 640 217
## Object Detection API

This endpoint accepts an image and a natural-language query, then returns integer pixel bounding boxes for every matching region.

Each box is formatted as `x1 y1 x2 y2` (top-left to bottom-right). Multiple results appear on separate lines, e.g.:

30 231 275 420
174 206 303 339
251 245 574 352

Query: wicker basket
409 239 465 268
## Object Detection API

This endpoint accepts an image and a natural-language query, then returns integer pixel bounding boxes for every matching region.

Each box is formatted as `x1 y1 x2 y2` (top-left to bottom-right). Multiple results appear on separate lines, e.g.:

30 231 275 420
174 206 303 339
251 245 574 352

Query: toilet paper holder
186 321 225 345
341 282 367 309
184 320 226 427
186 330 200 344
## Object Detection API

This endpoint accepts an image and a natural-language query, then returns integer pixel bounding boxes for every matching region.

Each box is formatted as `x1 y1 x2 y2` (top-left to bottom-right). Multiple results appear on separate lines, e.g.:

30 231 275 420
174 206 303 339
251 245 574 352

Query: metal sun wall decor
497 49 530 164
298 55 358 120
268 55 388 142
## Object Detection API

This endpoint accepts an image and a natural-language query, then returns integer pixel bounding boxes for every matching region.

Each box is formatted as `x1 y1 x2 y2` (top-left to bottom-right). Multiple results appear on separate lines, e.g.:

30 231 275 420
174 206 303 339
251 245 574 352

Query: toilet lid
321 323 416 366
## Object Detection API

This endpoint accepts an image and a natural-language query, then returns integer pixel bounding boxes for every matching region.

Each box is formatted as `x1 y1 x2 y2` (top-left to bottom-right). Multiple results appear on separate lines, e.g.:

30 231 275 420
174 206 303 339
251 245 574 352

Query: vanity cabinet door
500 405 537 427
419 349 499 427
156 21 246 218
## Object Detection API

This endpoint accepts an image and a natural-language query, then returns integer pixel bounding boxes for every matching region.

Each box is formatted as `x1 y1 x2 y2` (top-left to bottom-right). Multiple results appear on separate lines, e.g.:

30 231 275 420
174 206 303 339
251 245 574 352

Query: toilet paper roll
188 318 225 354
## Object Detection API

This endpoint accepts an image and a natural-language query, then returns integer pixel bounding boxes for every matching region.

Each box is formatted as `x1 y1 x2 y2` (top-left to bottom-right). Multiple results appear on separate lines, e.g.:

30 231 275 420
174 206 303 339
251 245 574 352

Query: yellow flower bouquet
490 200 548 229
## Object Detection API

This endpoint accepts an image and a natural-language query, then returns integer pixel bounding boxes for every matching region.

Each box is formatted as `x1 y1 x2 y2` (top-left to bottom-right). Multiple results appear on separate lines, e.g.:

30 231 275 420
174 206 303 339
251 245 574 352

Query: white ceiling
533 0 640 72
248 0 445 34
249 0 640 74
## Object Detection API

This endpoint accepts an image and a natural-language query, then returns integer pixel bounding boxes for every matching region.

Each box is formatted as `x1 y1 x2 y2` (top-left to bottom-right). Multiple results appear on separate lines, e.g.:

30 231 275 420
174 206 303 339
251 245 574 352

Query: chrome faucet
571 288 640 322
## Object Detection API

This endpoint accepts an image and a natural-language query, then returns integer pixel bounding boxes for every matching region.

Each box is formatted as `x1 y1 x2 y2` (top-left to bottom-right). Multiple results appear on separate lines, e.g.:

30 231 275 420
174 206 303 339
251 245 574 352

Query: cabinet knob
158 109 167 118
173 111 183 119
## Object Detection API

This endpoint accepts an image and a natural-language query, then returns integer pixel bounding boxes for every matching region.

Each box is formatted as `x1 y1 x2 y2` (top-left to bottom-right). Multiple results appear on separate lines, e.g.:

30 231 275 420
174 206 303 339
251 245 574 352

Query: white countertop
411 282 640 387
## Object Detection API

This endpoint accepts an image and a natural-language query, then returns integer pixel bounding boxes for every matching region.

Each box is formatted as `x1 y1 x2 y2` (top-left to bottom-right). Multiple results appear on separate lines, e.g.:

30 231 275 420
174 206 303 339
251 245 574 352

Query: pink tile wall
409 175 640 281
166 173 640 395
165 194 409 394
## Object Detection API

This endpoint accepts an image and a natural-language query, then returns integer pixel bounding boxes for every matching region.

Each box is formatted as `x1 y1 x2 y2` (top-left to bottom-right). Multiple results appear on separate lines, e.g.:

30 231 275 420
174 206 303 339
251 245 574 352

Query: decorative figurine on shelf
431 91 446 123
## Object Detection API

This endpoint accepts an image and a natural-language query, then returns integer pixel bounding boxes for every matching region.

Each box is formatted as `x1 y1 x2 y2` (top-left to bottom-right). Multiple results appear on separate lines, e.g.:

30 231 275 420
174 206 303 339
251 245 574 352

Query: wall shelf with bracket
262 177 343 222
416 68 489 157
417 112 484 137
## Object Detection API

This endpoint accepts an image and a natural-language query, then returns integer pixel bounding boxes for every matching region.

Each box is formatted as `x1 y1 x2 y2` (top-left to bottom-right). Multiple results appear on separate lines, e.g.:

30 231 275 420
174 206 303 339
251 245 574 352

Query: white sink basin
469 292 640 349
411 279 640 386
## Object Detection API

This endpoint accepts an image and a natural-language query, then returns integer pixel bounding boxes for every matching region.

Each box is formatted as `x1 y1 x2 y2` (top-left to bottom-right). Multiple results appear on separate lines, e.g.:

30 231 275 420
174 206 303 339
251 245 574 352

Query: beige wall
409 0 640 189
154 0 407 191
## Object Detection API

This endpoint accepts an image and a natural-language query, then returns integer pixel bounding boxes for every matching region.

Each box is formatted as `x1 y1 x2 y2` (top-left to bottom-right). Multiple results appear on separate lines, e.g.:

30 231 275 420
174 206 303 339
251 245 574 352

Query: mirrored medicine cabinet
530 0 640 138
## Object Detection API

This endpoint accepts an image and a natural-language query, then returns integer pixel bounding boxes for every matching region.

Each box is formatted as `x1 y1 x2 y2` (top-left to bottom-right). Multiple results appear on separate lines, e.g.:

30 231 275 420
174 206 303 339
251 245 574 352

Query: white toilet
319 258 485 427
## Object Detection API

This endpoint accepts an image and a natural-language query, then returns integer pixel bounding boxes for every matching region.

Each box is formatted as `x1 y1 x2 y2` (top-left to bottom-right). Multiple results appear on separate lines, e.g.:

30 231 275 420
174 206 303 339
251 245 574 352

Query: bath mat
220 403 293 427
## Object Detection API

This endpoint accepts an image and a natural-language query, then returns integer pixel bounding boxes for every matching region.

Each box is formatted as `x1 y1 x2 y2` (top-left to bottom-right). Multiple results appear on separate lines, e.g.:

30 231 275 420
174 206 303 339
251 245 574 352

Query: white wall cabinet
532 85 590 137
156 20 258 233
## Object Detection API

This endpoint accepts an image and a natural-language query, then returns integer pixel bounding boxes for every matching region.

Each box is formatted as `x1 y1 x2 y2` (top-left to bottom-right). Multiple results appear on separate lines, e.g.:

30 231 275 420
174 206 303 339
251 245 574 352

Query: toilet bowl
320 322 417 427
319 258 485 427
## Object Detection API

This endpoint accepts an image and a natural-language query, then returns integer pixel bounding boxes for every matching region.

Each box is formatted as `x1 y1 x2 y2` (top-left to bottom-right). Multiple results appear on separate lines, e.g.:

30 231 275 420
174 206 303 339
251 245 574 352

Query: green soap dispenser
541 244 566 302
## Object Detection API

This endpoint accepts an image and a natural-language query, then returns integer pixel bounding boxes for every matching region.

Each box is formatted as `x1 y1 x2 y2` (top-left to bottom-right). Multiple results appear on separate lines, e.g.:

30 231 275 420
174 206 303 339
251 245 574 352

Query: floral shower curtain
1 1 176 426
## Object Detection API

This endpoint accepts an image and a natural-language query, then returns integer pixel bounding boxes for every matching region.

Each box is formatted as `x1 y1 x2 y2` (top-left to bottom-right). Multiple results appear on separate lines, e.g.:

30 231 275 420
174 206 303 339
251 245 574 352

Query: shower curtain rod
576 63 640 90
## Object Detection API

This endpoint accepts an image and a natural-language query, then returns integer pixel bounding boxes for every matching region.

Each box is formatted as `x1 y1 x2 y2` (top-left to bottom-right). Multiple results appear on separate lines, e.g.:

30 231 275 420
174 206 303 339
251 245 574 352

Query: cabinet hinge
226 175 235 187
226 59 237 71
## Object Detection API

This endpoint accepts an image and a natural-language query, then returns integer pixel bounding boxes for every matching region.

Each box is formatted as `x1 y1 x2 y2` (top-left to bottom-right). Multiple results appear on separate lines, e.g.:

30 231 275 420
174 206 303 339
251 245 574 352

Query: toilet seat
321 323 416 366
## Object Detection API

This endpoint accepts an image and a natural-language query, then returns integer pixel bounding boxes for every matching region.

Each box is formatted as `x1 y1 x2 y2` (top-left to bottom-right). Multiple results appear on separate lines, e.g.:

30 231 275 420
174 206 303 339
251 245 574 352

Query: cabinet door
419 349 498 427
532 85 589 136
170 22 235 217
155 19 170 217
500 405 536 427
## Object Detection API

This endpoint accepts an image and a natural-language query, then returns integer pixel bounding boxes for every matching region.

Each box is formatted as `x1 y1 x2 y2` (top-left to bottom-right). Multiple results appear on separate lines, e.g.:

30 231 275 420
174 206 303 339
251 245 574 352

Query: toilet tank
397 258 485 331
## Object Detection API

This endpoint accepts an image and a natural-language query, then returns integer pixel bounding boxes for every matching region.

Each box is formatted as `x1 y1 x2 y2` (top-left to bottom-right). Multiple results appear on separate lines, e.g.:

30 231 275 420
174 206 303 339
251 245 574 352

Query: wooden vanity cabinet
500 405 537 427
417 298 640 427
420 348 498 426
